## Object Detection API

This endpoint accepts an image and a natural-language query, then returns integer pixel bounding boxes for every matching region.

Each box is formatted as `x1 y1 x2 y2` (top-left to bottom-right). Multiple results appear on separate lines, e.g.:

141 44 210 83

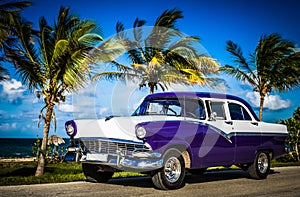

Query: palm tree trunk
296 129 300 162
150 85 154 94
259 94 265 121
35 104 54 176
295 142 299 162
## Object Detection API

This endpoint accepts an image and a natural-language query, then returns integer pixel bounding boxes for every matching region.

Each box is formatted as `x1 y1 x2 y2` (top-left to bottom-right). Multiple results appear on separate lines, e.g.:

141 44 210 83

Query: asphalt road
0 166 299 197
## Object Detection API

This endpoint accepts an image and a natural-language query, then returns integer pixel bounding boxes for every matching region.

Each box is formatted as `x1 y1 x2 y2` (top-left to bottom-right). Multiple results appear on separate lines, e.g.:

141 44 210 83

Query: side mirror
209 112 217 121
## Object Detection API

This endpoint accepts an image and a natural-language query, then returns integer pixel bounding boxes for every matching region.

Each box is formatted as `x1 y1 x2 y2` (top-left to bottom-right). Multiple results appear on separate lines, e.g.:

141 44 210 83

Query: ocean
0 138 71 158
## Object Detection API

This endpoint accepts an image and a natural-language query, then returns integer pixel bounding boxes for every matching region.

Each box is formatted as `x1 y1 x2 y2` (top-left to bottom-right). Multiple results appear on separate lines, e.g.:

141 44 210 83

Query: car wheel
248 151 270 179
82 163 113 183
188 168 207 175
151 149 185 190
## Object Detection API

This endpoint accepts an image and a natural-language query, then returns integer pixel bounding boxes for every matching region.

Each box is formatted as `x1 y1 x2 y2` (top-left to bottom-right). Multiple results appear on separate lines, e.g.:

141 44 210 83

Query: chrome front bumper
81 148 163 171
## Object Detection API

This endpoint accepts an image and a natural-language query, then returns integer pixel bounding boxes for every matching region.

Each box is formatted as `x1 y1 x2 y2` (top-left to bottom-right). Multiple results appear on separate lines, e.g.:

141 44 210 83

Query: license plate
86 153 108 162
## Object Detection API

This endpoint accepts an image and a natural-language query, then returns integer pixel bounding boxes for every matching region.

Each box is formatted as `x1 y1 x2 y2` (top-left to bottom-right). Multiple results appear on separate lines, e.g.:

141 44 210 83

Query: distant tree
93 8 220 94
4 7 103 176
0 0 32 80
220 33 300 120
281 107 300 162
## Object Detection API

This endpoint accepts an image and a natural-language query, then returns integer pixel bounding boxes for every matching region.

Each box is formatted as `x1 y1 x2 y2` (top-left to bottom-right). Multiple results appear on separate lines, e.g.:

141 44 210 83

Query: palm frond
146 8 184 49
0 1 32 13
133 18 146 43
270 51 300 91
111 60 132 71
0 64 9 80
92 71 138 82
164 50 193 70
168 36 200 53
50 39 68 67
154 8 183 30
116 21 126 39
39 16 54 66
157 82 167 92
180 68 206 85
6 47 44 89
196 56 219 74
14 16 40 63
92 37 125 63
78 33 103 46
132 63 147 73
127 47 145 64
219 65 257 86
4 16 44 90
226 41 251 70
226 40 258 81
71 20 100 43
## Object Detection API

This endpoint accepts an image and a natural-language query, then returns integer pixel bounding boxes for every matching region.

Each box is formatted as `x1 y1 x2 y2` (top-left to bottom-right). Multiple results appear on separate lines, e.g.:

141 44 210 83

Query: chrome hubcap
164 156 181 183
257 152 268 174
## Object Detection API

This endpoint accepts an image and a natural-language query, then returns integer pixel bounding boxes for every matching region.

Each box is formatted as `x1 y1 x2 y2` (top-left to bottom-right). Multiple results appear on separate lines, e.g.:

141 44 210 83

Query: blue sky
0 0 300 138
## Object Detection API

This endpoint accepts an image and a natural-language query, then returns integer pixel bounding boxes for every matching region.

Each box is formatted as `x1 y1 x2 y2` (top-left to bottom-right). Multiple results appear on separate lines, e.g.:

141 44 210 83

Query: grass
0 162 86 186
0 161 146 186
270 160 300 167
0 160 299 186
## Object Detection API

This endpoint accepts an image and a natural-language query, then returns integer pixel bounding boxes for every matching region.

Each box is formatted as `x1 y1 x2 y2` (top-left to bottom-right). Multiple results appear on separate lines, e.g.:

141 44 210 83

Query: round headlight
66 124 74 136
136 126 146 139
65 120 77 137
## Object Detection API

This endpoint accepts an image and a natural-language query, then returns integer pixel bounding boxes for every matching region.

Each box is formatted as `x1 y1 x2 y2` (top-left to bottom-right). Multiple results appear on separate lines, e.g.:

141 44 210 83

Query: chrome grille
81 139 147 154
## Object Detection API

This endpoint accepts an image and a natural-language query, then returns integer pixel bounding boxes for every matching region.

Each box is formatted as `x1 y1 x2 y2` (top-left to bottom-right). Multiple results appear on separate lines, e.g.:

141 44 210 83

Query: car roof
145 92 243 101
145 92 259 121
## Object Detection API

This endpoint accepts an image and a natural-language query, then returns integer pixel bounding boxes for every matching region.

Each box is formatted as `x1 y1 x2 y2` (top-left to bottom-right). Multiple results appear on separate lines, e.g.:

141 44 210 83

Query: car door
227 102 261 163
200 100 235 166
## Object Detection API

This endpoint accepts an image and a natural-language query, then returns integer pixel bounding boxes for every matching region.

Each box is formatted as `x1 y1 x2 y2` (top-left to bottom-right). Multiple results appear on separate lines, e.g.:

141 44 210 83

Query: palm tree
0 0 32 80
220 33 300 120
4 7 103 176
93 9 219 94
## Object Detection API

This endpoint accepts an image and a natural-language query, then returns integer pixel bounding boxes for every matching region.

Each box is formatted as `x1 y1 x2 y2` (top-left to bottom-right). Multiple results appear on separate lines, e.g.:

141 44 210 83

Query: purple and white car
64 92 288 190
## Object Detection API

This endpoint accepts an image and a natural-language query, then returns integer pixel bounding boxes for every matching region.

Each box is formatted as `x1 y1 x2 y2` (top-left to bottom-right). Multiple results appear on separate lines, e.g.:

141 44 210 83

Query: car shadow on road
186 169 249 184
108 176 154 188
106 169 281 188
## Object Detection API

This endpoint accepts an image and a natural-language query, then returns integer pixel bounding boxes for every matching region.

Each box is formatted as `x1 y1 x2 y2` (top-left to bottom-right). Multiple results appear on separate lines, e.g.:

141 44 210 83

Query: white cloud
99 107 108 115
246 92 291 110
11 123 17 129
0 122 17 131
58 103 76 113
0 79 25 94
0 78 26 104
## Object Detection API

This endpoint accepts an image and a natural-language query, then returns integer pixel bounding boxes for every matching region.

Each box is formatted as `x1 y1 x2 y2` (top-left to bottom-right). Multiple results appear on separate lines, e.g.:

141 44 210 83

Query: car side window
183 99 206 119
228 103 252 120
208 101 226 120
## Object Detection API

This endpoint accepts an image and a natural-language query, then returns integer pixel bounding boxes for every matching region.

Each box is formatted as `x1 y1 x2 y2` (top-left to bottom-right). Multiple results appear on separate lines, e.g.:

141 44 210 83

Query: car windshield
132 97 206 119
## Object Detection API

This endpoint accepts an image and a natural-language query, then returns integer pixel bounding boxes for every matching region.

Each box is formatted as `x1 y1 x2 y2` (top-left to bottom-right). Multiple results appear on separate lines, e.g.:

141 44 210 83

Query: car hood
73 115 184 142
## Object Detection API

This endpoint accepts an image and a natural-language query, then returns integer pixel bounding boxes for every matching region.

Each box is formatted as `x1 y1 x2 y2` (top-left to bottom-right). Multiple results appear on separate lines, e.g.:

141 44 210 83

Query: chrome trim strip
228 132 288 138
132 149 161 158
204 123 288 143
207 124 232 143
80 150 163 171
80 137 144 146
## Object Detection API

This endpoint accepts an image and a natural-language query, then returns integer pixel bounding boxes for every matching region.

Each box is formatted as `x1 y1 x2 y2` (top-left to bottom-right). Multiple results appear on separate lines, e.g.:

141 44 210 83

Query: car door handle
225 121 233 125
251 122 258 126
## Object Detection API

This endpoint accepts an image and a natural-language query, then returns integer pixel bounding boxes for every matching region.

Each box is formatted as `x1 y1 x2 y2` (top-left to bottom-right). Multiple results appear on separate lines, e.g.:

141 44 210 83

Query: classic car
64 92 288 190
